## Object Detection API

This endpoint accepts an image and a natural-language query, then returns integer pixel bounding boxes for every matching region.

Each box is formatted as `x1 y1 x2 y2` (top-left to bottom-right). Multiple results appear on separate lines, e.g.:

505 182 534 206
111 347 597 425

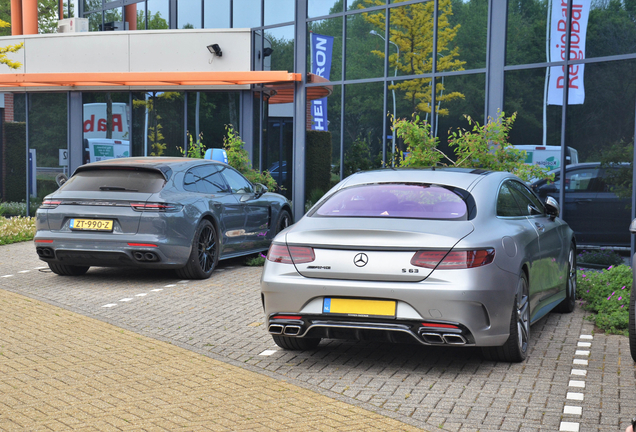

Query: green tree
138 9 168 30
133 92 181 156
0 18 23 69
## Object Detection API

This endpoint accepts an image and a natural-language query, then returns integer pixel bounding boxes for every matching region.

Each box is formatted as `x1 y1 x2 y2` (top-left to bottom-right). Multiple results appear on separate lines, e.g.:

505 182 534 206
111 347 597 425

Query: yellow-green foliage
0 19 23 70
362 0 465 115
0 216 35 245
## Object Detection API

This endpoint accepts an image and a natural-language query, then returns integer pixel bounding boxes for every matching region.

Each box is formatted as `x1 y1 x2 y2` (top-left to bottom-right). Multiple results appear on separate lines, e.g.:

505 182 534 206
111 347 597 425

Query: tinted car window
508 181 545 215
497 183 523 217
220 166 254 194
61 169 165 193
313 184 468 220
550 167 602 192
184 165 228 194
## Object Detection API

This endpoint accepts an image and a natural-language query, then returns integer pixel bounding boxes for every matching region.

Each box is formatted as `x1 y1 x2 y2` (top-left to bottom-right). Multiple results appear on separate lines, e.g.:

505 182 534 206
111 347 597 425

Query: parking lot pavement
1 241 636 431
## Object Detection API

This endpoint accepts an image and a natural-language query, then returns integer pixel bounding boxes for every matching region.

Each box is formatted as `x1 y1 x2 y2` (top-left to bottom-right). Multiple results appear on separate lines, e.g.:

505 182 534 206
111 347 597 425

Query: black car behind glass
531 162 631 247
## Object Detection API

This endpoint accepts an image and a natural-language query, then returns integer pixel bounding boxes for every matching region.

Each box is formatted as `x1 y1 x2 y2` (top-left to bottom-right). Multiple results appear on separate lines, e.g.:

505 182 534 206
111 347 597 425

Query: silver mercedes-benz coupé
261 168 576 362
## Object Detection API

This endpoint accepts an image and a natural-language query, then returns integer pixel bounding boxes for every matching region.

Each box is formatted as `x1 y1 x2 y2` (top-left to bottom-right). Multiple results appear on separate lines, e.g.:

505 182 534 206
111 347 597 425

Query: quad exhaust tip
268 324 284 334
36 247 54 258
420 332 467 345
132 251 159 262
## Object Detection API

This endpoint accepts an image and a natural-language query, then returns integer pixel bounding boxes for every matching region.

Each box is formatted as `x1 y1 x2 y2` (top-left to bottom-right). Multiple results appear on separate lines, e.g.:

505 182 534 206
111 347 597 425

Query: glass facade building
1 0 635 244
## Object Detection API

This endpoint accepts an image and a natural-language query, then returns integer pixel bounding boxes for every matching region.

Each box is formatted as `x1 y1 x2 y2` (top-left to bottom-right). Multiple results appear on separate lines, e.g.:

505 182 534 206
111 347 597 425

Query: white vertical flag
547 0 591 105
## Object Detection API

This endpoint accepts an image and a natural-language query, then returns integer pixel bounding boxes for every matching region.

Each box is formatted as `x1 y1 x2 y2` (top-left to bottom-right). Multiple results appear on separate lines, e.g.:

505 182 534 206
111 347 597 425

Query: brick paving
1 241 636 431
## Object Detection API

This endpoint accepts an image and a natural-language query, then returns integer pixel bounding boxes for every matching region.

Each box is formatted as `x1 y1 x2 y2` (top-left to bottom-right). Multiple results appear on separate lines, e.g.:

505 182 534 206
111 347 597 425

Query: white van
83 138 130 164
513 145 579 169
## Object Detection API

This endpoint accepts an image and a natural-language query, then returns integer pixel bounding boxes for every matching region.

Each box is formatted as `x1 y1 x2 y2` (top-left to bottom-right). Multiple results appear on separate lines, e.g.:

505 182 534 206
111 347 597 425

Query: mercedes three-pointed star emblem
353 253 368 267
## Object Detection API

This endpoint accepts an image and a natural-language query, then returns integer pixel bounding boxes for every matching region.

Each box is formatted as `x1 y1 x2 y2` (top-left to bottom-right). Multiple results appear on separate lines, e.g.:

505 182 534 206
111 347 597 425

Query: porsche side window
221 167 254 194
497 183 523 217
184 166 228 194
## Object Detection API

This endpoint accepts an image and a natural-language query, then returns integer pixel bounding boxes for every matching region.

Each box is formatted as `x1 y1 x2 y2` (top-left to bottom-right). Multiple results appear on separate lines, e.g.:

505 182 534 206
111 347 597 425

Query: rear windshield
312 184 469 220
60 169 166 193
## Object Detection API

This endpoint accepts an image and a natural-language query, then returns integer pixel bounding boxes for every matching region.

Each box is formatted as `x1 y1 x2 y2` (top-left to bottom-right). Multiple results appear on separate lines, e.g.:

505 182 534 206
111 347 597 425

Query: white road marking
580 334 593 340
33 266 47 269
151 289 163 292
577 342 591 348
575 350 590 356
259 349 278 356
135 293 147 297
178 280 189 284
102 304 117 308
573 359 588 365
164 284 176 287
569 380 585 388
571 369 587 376
120 298 133 302
563 406 582 415
18 270 30 273
566 392 584 401
559 421 579 431
1 275 14 278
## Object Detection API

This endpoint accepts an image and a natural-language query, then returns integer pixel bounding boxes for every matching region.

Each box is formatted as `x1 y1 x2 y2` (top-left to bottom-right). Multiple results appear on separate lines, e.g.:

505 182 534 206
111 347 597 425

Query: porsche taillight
267 244 315 264
411 249 495 269
40 200 62 209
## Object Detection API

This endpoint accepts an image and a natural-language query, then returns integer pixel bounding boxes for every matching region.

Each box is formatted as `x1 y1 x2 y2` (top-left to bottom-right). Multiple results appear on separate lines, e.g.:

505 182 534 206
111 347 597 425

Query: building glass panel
87 11 103 31
178 1 202 29
308 0 342 18
343 81 384 176
307 17 343 82
348 0 384 12
104 7 124 30
84 0 103 12
444 0 487 71
185 91 241 155
345 11 384 80
82 93 131 164
388 1 435 78
233 0 261 28
204 0 230 28
265 26 295 73
147 0 170 30
585 2 636 59
26 94 68 204
264 0 295 26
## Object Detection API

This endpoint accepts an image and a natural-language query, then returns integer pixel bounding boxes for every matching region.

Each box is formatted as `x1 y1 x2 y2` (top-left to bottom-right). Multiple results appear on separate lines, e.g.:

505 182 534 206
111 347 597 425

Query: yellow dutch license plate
70 218 113 231
323 298 396 318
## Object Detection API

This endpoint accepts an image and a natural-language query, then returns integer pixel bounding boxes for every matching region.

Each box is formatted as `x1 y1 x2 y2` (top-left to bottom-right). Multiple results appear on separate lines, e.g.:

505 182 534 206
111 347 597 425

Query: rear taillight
40 200 61 209
411 249 495 269
267 244 315 264
130 203 182 212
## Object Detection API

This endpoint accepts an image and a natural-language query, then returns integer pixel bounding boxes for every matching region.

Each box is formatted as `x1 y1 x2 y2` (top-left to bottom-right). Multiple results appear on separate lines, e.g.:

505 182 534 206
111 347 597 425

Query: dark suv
530 162 631 247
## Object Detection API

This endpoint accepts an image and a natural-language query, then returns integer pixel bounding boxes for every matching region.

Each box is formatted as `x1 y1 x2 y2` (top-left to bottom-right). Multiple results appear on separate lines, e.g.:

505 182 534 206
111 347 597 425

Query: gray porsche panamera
34 157 292 279
261 168 576 362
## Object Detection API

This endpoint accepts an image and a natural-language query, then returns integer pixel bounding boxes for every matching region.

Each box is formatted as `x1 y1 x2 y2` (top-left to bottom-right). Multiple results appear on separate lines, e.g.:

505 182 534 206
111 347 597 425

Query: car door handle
535 223 545 232
575 199 592 204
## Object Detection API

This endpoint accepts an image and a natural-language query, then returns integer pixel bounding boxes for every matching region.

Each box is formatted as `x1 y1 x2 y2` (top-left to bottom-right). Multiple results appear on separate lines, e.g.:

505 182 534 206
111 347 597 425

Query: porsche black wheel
176 220 219 279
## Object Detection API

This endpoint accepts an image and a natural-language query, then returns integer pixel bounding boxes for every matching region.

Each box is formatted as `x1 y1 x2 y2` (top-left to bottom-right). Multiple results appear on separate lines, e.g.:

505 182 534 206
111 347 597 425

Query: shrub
577 265 632 335
223 125 278 191
0 216 36 245
0 201 41 217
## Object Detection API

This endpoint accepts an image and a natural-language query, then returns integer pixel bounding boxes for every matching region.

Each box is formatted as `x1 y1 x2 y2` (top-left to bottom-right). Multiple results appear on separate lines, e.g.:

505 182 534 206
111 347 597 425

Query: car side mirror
629 218 636 234
255 183 268 197
545 196 560 219
540 183 558 193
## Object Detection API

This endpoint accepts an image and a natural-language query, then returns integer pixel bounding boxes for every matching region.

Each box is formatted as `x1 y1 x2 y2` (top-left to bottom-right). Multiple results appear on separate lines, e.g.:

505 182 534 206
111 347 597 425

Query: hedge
3 122 26 203
305 130 332 198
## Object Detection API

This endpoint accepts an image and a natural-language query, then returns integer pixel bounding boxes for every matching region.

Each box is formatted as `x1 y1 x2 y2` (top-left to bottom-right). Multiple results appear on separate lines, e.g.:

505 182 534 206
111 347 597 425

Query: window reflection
233 0 261 28
264 0 294 25
345 11 384 80
84 0 102 12
87 11 102 32
178 1 201 29
308 0 342 18
147 0 169 30
204 0 230 28
445 0 487 70
264 26 294 72
132 92 184 157
82 93 130 164
103 7 123 30
307 17 342 82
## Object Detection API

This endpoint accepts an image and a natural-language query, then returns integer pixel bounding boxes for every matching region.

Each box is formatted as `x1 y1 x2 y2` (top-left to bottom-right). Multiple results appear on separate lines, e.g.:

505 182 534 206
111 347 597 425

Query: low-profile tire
275 209 292 234
48 263 89 276
175 219 219 280
629 281 636 362
482 272 530 362
272 334 320 350
556 243 577 313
